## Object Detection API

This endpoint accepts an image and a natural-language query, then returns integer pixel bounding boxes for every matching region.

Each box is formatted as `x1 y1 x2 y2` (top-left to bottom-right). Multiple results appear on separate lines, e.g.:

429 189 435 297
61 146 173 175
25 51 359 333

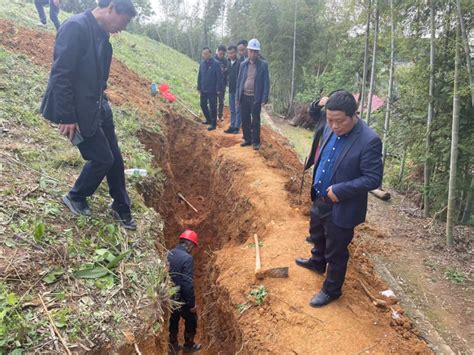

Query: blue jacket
197 58 224 94
313 119 383 229
40 10 112 137
168 244 195 308
236 58 270 104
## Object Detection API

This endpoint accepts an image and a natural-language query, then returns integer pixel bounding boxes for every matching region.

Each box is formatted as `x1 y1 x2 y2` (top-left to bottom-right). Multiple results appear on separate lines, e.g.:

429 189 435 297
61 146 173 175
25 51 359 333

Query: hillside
0 1 200 352
0 1 466 354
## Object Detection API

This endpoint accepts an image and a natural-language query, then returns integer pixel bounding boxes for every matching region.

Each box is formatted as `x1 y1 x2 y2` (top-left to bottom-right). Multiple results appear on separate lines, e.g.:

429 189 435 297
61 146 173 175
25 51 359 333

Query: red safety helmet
179 229 199 246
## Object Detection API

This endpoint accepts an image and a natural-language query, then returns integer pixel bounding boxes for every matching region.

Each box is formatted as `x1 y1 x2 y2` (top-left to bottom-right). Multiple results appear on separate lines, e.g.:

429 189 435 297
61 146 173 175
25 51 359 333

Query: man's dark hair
202 47 211 53
227 45 237 51
217 44 227 52
237 39 248 47
98 0 137 17
326 90 357 117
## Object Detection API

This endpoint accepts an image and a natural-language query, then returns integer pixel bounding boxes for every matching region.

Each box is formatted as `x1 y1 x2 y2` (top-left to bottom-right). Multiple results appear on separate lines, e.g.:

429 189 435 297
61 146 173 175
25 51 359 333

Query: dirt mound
1 19 432 353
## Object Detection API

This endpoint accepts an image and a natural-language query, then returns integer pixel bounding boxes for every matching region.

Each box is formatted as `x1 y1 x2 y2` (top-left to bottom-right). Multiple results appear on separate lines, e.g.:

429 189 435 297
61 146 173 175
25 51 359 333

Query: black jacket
305 100 327 171
40 10 112 137
311 120 383 228
227 58 240 94
197 58 224 94
215 54 228 88
168 244 195 308
236 58 270 104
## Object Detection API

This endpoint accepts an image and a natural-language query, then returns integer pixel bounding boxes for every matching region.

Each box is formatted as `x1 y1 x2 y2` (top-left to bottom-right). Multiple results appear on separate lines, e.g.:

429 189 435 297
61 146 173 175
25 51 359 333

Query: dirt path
1 20 432 353
264 108 474 354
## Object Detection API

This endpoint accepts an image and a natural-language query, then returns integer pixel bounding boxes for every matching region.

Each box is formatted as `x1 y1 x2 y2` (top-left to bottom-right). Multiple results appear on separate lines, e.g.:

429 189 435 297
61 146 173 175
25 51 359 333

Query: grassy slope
0 0 200 352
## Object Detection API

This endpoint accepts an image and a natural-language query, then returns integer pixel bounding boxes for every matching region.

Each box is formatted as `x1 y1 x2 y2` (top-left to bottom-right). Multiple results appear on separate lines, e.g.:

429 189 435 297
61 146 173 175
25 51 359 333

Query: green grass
0 45 172 352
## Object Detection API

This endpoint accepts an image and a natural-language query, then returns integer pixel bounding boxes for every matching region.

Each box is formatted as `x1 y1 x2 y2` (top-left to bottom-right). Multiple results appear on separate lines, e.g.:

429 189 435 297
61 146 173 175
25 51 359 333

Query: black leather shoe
224 127 234 134
201 120 210 125
240 141 251 147
305 236 314 244
252 144 261 150
183 343 202 353
309 290 340 308
62 194 91 216
295 258 325 274
231 128 240 134
207 125 216 131
111 209 137 231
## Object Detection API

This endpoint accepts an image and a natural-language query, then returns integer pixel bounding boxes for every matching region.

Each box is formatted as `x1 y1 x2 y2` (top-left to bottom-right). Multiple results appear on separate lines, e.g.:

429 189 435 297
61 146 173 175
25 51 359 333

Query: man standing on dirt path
40 0 138 230
168 230 202 354
197 47 224 131
236 38 270 151
295 90 383 307
34 0 61 31
224 45 241 134
215 45 228 122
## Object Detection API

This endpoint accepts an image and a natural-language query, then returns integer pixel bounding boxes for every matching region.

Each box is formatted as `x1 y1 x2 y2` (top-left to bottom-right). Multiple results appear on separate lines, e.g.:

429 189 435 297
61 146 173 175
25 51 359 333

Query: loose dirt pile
1 19 432 353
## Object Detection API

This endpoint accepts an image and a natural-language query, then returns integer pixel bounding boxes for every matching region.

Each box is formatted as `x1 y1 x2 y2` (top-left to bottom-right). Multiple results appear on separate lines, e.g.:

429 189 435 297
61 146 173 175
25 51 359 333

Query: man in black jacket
40 0 137 230
197 47 224 131
215 45 228 122
224 45 240 134
168 230 202 353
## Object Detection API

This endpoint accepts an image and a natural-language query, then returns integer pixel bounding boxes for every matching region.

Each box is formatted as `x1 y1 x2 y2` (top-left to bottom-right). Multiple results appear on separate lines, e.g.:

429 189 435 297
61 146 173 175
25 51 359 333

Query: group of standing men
197 38 270 150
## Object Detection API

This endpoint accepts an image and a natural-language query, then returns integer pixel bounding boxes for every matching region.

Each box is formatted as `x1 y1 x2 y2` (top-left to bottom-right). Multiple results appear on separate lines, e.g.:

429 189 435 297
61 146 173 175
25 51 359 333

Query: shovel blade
264 267 289 278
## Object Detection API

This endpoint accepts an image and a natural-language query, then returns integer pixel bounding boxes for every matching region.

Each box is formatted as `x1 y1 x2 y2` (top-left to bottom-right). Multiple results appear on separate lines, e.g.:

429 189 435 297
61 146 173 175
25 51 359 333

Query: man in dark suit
40 0 137 230
295 90 383 307
197 47 224 131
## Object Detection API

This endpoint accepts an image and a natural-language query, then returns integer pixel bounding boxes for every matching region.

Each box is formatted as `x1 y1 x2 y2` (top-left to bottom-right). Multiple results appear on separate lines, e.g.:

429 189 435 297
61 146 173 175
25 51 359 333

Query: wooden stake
298 157 308 205
254 234 261 273
39 294 72 355
177 192 198 213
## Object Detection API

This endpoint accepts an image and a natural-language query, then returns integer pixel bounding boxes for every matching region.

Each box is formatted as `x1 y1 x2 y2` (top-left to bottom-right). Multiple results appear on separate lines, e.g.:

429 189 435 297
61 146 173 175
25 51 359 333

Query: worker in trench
168 230 202 353
295 90 383 307
40 0 137 230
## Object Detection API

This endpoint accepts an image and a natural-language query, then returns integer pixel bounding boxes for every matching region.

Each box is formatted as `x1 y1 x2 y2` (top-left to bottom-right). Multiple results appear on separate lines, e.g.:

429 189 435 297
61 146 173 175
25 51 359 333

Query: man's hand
327 186 339 203
189 307 197 313
319 96 329 107
58 123 78 141
261 101 267 107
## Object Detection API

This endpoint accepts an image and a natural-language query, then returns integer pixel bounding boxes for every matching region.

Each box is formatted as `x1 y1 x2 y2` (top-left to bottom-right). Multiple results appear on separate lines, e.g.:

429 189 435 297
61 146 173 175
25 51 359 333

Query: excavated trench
141 113 254 353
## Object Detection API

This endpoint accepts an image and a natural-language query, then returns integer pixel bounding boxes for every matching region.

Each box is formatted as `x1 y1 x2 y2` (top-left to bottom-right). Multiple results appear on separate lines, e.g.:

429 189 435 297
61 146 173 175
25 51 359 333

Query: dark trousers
69 111 131 214
34 0 60 30
217 90 225 118
240 94 261 145
309 198 354 297
200 92 217 127
169 305 198 346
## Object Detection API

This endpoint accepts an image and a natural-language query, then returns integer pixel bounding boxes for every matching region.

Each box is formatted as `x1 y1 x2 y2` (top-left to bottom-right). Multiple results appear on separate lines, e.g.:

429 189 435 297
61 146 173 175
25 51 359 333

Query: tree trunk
382 0 395 183
456 0 474 107
423 0 436 218
446 22 461 246
359 0 372 119
366 0 379 126
289 0 298 113
462 175 474 223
